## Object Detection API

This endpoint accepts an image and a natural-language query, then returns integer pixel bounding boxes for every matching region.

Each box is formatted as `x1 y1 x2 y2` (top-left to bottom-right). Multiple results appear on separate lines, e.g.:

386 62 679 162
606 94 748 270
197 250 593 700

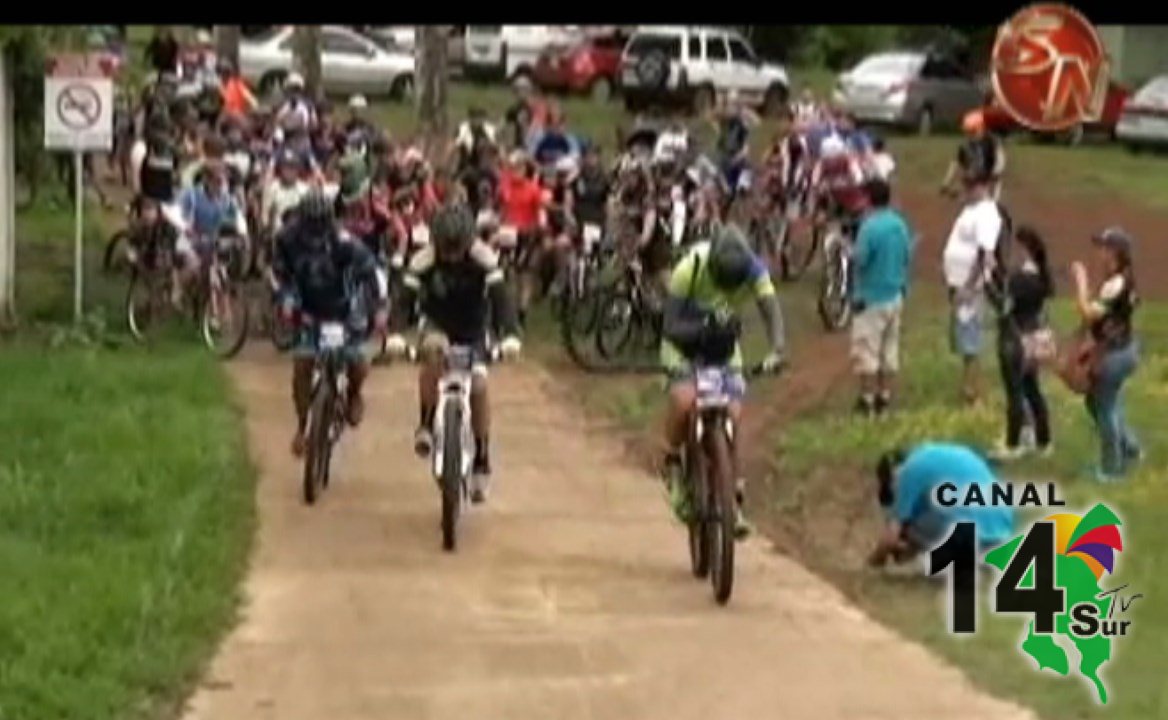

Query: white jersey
653 129 689 163
262 180 308 235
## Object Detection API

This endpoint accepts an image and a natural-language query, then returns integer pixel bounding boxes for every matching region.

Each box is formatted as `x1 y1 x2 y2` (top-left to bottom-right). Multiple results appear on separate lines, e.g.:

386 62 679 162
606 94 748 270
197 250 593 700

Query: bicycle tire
125 268 162 342
817 237 851 332
705 421 737 605
303 376 333 505
103 229 133 275
439 400 463 552
594 288 636 361
686 439 710 579
202 275 251 359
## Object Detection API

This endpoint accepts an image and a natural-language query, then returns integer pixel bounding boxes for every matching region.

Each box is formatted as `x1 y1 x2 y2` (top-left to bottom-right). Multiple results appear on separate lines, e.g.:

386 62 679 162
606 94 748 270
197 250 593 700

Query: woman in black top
994 226 1053 459
1072 227 1141 481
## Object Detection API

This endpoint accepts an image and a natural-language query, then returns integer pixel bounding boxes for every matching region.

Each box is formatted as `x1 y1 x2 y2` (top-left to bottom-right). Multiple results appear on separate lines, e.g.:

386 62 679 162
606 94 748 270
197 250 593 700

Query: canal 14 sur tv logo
928 480 1140 704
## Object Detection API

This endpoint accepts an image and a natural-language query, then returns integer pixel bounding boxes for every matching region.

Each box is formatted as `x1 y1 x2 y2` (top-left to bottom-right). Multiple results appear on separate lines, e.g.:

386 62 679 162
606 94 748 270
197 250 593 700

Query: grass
0 340 255 720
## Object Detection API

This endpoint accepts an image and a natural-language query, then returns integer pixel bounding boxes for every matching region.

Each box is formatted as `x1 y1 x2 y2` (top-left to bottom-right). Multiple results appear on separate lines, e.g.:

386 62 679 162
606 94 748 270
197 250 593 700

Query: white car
464 25 582 82
1115 75 1168 151
239 25 415 100
619 26 789 116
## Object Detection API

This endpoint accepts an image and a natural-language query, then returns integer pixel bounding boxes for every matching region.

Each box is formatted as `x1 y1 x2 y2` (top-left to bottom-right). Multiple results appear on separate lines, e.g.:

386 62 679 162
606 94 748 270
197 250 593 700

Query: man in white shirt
942 177 1003 404
653 118 689 165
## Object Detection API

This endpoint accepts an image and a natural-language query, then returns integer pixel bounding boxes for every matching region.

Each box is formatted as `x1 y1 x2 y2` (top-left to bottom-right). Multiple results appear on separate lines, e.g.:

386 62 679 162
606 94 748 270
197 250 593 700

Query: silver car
239 25 415 100
1116 75 1168 151
833 51 984 135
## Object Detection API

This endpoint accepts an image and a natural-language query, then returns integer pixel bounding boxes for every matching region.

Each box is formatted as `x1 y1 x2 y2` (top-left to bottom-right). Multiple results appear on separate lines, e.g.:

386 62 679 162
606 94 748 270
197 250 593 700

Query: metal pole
73 149 83 323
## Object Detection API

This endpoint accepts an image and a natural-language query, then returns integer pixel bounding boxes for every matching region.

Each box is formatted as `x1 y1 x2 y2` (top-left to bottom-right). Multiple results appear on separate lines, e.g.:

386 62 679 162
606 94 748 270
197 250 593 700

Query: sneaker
413 426 433 458
470 455 491 504
1036 443 1055 459
733 486 753 540
291 429 307 458
345 392 365 427
988 442 1027 462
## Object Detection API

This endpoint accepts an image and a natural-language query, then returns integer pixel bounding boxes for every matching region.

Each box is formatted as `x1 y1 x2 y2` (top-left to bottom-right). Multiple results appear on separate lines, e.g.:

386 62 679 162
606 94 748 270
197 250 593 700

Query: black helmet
299 188 334 227
430 203 475 257
707 226 756 290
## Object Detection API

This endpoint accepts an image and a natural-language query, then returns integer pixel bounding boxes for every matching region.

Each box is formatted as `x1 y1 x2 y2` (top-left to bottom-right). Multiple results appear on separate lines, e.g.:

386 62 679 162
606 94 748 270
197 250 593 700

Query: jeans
1086 341 1141 476
997 326 1050 448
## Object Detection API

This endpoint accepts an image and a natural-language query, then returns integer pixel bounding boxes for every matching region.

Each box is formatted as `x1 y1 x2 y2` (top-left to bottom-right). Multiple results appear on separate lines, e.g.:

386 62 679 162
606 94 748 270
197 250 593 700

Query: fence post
0 48 15 324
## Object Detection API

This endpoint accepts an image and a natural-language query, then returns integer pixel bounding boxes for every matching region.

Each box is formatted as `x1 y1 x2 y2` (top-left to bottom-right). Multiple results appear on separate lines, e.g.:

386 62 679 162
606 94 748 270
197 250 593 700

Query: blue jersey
892 442 1015 550
180 185 241 240
844 128 873 154
805 121 837 157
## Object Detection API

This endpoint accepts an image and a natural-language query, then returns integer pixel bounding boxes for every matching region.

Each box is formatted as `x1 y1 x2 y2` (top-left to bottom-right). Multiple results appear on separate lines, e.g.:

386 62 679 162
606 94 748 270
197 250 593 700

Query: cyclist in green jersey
661 224 787 536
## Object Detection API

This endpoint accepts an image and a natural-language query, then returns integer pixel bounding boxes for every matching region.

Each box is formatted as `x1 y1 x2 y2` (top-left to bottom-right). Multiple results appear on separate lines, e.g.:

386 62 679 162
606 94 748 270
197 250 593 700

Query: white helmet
285 72 305 89
820 134 847 159
348 94 368 110
555 155 577 175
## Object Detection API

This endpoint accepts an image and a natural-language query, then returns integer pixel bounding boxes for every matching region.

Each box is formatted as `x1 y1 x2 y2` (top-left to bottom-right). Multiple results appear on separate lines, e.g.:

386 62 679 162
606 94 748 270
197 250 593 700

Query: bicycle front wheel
439 400 463 552
686 439 710 579
594 288 637 362
303 377 334 506
201 272 251 358
817 238 852 332
705 423 737 605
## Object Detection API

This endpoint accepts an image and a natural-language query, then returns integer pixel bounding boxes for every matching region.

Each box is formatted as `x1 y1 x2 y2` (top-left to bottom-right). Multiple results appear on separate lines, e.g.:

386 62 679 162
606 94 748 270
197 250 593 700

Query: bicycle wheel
270 307 296 352
685 439 710 579
705 422 737 605
594 288 637 361
817 237 851 332
303 376 333 505
201 271 251 358
439 400 463 552
103 229 133 275
126 269 165 342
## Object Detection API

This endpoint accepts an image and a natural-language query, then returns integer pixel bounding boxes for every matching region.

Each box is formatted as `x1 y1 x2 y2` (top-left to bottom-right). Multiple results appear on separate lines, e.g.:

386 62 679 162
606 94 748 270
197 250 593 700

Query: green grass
0 341 255 720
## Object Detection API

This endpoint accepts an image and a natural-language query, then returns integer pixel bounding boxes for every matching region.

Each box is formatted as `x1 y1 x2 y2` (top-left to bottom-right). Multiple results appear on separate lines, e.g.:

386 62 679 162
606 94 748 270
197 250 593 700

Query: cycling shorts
418 327 490 378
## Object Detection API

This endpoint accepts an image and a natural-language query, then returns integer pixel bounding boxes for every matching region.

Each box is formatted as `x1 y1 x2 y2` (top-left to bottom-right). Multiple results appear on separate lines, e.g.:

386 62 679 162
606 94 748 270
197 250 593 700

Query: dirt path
181 347 1034 720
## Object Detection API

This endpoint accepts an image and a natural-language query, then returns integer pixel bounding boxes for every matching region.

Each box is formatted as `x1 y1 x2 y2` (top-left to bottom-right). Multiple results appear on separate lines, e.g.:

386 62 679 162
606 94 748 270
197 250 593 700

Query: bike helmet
820 134 847 160
430 203 475 257
707 225 757 291
555 154 577 176
299 188 334 228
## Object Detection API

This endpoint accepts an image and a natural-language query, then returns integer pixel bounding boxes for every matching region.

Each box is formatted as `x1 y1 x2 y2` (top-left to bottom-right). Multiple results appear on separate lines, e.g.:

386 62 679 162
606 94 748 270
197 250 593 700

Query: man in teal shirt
851 178 913 417
868 442 1016 571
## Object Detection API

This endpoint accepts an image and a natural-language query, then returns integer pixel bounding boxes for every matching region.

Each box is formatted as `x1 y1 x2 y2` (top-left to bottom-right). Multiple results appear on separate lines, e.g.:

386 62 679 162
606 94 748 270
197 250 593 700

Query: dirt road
181 348 1035 720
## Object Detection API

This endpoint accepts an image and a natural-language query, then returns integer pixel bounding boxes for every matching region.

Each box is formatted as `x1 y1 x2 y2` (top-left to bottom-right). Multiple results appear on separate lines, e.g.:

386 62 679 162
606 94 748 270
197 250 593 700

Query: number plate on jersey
695 368 726 395
320 322 346 350
583 223 601 248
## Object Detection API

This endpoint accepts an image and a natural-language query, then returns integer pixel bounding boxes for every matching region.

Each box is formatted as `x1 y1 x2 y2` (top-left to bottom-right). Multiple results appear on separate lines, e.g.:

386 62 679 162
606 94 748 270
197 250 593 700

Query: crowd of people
112 28 1142 554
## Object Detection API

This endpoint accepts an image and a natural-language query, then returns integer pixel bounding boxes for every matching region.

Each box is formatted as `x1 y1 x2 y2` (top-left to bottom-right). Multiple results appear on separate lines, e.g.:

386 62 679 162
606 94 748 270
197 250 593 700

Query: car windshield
853 53 923 76
1134 76 1168 104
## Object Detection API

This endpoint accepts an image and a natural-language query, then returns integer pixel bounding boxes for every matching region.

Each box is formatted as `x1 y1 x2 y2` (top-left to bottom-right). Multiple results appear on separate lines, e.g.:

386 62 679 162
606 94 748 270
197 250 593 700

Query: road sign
44 53 114 152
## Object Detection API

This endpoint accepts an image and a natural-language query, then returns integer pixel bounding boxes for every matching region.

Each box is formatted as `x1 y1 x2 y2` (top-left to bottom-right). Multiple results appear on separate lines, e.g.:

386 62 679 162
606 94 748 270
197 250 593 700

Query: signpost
43 53 114 323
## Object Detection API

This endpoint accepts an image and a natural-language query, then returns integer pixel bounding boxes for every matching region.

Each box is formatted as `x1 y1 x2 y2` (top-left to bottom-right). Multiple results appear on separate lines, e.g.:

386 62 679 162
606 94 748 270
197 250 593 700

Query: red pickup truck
533 29 628 102
982 80 1131 144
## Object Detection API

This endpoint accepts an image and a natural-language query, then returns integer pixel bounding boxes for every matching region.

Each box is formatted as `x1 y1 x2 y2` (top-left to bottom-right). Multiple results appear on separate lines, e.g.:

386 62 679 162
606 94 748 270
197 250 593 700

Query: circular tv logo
991 3 1110 131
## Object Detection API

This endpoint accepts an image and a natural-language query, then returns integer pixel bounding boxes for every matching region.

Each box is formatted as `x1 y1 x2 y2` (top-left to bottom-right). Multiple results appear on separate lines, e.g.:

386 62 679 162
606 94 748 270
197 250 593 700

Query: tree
292 26 322 101
214 26 241 72
415 25 448 163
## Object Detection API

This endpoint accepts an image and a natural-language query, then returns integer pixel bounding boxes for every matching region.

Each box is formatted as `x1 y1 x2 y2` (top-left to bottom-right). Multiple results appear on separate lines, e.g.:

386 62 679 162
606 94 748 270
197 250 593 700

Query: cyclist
262 149 308 238
572 142 610 244
498 150 545 327
175 160 246 306
715 91 759 209
217 58 258 119
810 134 868 237
867 134 896 183
453 106 498 174
391 204 522 503
660 226 787 536
126 196 180 285
274 73 317 131
274 189 387 458
942 110 1005 201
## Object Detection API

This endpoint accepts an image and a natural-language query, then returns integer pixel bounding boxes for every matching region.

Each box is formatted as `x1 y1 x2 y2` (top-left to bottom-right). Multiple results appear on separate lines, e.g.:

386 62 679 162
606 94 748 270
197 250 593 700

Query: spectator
868 442 1016 575
850 178 912 417
453 106 498 172
529 104 578 167
1072 228 1142 482
144 26 180 79
218 58 257 119
992 226 1054 460
942 167 1004 405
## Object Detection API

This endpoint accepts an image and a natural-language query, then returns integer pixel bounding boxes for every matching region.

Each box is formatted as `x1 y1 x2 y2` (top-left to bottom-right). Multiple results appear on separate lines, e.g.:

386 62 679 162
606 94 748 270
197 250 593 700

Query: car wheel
391 74 414 102
916 106 934 136
636 50 669 91
590 76 613 103
259 70 287 98
693 85 716 115
763 84 789 119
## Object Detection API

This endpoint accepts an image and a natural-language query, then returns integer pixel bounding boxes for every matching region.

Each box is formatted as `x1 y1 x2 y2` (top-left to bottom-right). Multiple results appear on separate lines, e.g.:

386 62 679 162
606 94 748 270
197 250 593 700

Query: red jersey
498 170 544 232
818 155 867 214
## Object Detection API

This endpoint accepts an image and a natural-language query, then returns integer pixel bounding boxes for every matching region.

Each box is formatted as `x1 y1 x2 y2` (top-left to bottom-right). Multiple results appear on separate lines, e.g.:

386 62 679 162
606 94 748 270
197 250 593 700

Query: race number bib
319 322 346 350
695 367 726 395
411 224 430 246
582 223 601 251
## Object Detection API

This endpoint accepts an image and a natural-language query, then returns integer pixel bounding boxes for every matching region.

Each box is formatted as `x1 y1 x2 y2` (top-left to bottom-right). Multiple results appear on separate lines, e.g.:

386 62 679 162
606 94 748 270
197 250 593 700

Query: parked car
833 50 983 135
533 27 629 102
361 25 466 76
619 25 789 116
464 25 582 83
982 80 1130 145
239 25 415 99
1115 75 1168 151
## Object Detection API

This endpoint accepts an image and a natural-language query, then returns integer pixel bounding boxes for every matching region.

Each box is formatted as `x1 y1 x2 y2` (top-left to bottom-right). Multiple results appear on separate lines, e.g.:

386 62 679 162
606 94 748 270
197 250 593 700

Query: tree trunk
214 26 241 72
416 25 449 163
292 26 323 102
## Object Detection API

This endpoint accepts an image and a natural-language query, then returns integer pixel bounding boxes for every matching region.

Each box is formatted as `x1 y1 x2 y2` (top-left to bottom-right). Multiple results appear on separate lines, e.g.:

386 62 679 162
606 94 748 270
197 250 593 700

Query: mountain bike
676 360 777 605
302 320 352 505
428 343 513 551
593 247 663 363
